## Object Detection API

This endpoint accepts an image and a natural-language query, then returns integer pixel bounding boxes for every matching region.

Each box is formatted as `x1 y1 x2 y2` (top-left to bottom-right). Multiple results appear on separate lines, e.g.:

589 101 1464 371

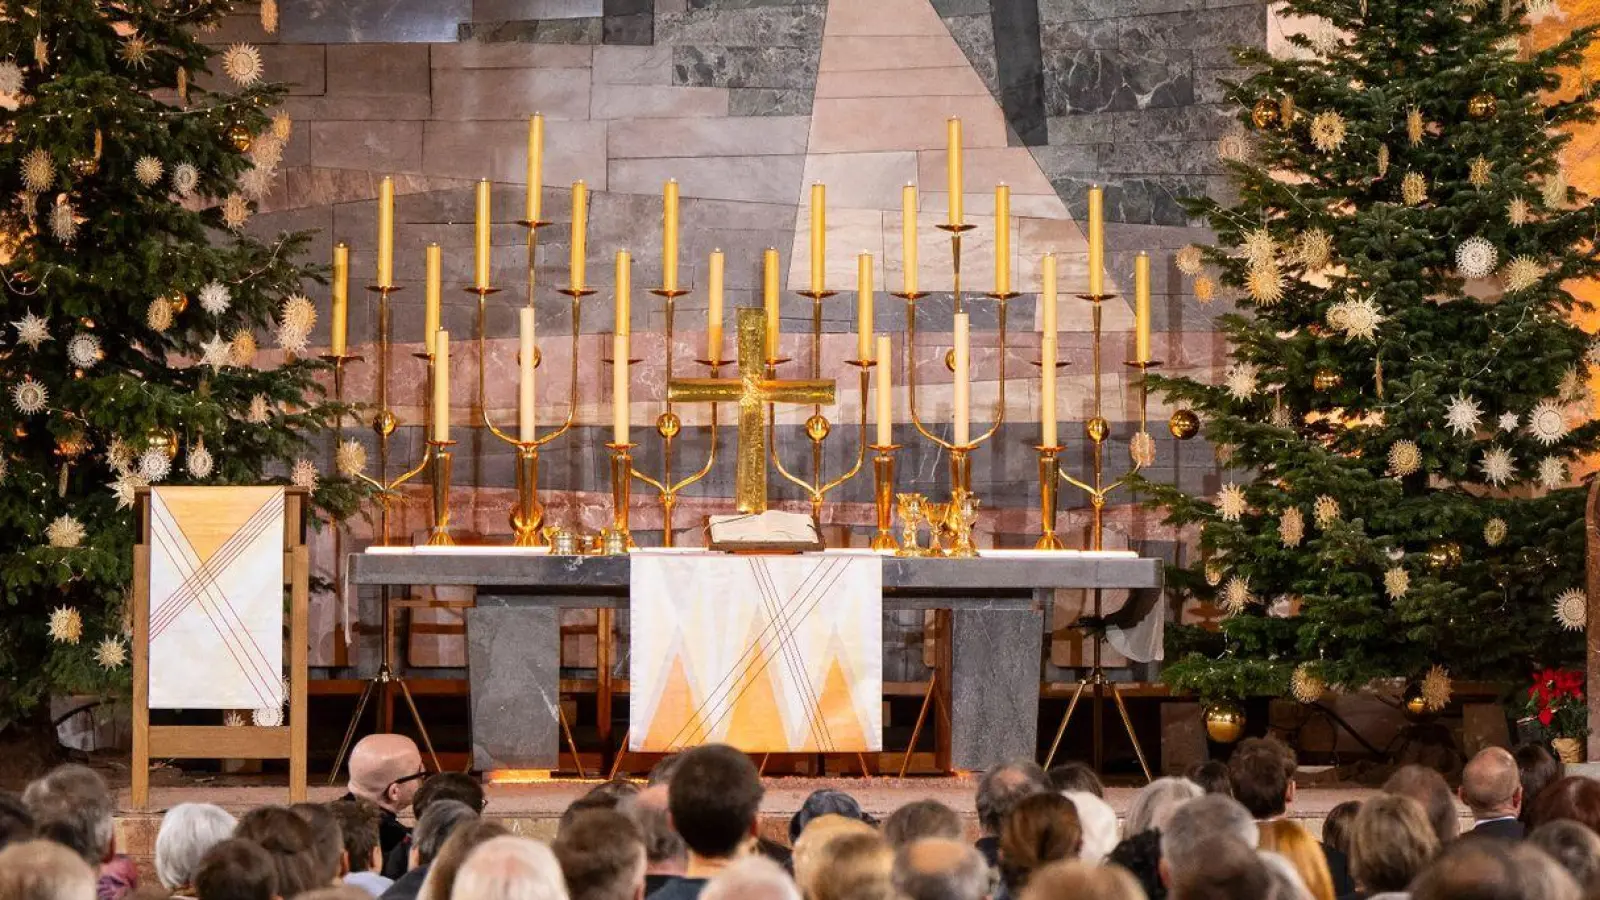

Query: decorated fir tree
0 0 357 750
1142 0 1600 709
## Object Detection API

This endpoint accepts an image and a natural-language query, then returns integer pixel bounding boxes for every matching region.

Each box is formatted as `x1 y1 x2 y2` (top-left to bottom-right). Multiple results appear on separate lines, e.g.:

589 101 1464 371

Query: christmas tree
1141 0 1600 708
0 0 358 750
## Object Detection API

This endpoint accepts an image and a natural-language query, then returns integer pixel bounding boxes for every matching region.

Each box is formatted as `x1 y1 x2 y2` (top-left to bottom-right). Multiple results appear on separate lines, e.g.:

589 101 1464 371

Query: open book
707 510 824 552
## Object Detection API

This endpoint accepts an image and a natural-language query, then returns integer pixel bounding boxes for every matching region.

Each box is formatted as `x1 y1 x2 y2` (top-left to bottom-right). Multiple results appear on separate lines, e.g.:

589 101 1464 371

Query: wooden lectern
130 487 310 808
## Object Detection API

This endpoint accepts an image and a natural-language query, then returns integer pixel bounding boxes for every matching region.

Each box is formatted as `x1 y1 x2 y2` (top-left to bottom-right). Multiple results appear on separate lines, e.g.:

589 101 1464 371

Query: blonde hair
1019 859 1146 900
1350 795 1439 893
792 814 876 896
1258 820 1334 900
804 832 893 900
0 840 96 900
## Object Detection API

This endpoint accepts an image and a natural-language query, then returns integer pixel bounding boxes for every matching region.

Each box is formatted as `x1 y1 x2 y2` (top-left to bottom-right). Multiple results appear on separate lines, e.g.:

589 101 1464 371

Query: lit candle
1135 251 1151 363
901 183 918 295
377 175 395 288
432 329 449 443
1087 185 1104 297
995 183 1011 295
474 179 492 291
424 243 441 355
764 247 780 360
810 182 826 294
953 312 970 446
876 334 892 447
519 306 537 442
525 113 544 223
615 249 631 337
857 252 873 362
947 118 964 226
570 181 588 291
707 250 725 365
1041 253 1058 448
330 242 349 357
663 180 680 293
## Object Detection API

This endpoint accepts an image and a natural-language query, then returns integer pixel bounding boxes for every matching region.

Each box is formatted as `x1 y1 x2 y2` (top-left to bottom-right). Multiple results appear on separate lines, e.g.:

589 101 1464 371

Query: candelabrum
349 286 430 544
868 444 901 551
473 219 584 546
606 442 637 549
898 221 1011 505
321 350 363 664
768 288 868 525
426 440 456 545
630 285 718 547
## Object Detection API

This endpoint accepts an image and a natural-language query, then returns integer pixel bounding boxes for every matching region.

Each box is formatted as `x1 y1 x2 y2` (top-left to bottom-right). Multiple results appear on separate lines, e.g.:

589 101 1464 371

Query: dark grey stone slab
467 605 562 769
1044 49 1195 117
950 605 1043 769
458 17 603 41
282 0 470 42
989 0 1048 146
672 46 819 89
729 88 813 117
944 13 1000 97
655 5 824 46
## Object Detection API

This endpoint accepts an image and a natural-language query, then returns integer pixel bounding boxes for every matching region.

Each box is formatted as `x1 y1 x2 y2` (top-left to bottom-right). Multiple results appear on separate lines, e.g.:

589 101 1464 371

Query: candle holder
349 286 431 545
426 440 456 546
1034 444 1066 550
772 348 870 525
869 444 901 552
629 286 719 547
606 442 637 550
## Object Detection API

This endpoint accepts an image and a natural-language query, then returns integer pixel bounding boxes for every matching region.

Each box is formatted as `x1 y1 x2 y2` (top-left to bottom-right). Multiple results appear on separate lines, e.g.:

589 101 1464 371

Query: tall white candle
519 306 536 442
876 335 892 447
432 330 449 443
612 331 629 446
901 183 919 295
856 252 873 362
953 313 970 446
1041 254 1058 448
707 250 725 364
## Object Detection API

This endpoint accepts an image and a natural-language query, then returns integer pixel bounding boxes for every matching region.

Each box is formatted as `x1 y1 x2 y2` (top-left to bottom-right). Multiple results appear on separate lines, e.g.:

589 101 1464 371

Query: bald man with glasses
341 734 425 874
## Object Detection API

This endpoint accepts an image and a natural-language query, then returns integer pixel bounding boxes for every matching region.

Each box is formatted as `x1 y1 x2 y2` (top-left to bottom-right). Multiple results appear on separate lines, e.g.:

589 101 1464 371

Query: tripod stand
329 585 443 783
1042 590 1152 781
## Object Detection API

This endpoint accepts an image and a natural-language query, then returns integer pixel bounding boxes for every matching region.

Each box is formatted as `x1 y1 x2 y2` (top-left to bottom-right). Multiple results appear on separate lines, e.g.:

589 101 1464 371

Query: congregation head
891 838 992 900
415 799 482 868
1046 762 1105 799
0 791 37 852
0 839 98 900
347 734 425 813
1124 776 1203 837
1226 737 1296 820
450 835 569 900
1514 743 1563 825
417 773 489 819
882 800 964 848
975 759 1050 837
618 785 686 875
1158 794 1258 889
23 763 115 868
1532 775 1600 834
701 856 800 900
1381 764 1460 844
328 798 384 875
155 803 238 892
665 744 763 860
552 809 646 900
234 805 325 899
420 819 511 900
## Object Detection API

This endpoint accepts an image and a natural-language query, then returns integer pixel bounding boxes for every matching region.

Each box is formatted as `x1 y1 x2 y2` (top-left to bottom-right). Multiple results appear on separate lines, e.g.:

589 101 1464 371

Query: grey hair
702 856 801 900
974 760 1050 836
618 793 686 868
417 800 479 866
155 803 238 889
892 838 992 900
1159 795 1259 883
1124 776 1203 836
451 835 569 900
22 765 114 867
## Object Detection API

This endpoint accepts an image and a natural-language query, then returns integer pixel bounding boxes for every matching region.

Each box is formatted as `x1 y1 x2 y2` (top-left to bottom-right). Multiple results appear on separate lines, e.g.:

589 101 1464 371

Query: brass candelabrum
349 285 431 544
606 441 637 549
630 285 718 547
473 218 584 547
900 220 1011 506
868 443 901 551
426 439 456 546
769 288 869 526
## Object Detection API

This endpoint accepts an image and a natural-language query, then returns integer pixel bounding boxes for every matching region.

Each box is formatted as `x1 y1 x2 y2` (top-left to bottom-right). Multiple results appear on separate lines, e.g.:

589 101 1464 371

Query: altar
349 548 1162 773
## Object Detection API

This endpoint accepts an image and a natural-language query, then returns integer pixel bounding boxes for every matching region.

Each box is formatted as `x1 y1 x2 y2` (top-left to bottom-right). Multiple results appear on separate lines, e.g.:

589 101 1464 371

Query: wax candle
526 114 544 223
615 249 631 337
953 312 970 446
876 334 892 447
901 183 919 295
377 175 395 288
1135 251 1151 363
1087 185 1104 297
424 244 441 355
613 330 629 446
857 252 874 362
663 180 680 293
995 183 1011 295
432 329 449 443
330 242 349 357
764 248 780 360
1041 253 1058 448
707 250 725 365
810 182 826 294
519 306 536 442
571 181 588 291
474 179 492 291
947 118 964 226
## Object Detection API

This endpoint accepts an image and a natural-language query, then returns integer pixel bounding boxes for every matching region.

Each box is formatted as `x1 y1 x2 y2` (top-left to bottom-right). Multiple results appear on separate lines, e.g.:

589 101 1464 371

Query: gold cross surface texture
666 308 833 514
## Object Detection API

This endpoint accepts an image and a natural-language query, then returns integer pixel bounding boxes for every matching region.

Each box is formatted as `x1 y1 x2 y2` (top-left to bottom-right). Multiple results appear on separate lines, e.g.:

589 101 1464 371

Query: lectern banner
148 487 285 710
630 552 882 753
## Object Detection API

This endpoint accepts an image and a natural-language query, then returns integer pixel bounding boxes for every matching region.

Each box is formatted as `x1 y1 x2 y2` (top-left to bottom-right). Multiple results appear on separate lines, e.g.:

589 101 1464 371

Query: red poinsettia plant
1520 668 1588 740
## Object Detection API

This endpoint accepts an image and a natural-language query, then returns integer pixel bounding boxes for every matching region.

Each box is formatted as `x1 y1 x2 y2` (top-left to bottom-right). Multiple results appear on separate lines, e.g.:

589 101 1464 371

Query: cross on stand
666 308 834 514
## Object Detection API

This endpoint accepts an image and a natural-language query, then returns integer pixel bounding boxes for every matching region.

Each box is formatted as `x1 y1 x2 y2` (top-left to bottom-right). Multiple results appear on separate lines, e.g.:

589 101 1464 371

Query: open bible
706 510 824 553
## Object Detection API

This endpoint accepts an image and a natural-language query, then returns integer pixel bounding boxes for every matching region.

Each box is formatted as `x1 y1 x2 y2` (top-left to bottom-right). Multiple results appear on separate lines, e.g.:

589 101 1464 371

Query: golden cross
667 308 834 513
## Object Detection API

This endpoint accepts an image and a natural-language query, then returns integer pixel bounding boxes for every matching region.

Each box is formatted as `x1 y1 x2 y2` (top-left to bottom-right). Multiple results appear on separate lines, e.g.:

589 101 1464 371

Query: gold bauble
805 414 831 442
227 124 253 152
1251 98 1279 130
1467 92 1497 119
1204 702 1246 744
1402 683 1429 718
146 427 179 460
944 348 957 372
1426 540 1462 571
55 430 88 459
1313 368 1342 391
373 409 398 437
166 291 189 314
1086 416 1110 443
656 411 681 440
1169 409 1200 440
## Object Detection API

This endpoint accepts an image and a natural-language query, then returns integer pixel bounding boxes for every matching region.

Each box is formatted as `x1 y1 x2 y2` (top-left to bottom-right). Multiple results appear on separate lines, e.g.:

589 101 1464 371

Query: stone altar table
348 549 1163 772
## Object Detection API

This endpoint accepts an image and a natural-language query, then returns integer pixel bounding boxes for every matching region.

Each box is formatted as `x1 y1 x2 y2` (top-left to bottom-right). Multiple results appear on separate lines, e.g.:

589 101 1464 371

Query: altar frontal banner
630 553 882 753
148 487 285 710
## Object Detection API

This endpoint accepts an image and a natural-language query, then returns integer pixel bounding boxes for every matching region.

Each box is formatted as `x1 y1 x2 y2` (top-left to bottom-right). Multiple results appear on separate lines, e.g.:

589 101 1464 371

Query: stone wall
232 0 1264 678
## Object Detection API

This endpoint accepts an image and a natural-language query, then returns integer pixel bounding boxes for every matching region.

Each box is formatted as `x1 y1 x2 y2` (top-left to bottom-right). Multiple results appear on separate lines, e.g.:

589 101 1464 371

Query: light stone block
607 116 811 159
421 120 608 187
430 42 594 69
590 83 729 119
608 155 805 205
431 67 592 120
309 120 425 173
799 152 918 211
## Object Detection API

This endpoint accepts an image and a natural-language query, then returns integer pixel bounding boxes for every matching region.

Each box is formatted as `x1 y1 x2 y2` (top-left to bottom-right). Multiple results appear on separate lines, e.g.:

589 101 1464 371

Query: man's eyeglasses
388 770 428 790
